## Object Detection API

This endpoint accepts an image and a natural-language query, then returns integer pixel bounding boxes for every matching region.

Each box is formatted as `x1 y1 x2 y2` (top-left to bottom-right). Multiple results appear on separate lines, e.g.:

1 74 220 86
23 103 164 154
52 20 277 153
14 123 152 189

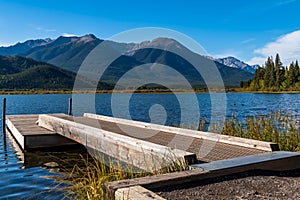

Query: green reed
221 112 300 152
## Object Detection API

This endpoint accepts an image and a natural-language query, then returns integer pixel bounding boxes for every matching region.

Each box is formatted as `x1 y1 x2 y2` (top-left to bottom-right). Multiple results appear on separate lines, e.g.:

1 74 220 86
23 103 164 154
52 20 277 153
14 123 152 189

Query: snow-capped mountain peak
208 56 258 74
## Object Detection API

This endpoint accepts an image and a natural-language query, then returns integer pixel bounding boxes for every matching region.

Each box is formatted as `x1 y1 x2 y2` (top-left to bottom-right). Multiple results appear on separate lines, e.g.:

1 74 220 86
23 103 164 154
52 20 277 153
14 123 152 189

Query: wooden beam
84 113 279 151
37 114 197 172
115 186 166 200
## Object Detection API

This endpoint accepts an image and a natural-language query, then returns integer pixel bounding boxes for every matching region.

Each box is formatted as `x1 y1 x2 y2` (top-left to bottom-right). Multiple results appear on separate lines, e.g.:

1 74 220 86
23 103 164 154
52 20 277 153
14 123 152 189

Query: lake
0 93 299 199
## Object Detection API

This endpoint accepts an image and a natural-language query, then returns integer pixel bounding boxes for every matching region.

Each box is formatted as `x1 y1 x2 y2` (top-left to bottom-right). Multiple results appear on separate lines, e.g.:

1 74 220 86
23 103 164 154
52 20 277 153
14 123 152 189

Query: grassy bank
0 88 209 95
0 89 73 95
221 112 300 151
226 88 300 93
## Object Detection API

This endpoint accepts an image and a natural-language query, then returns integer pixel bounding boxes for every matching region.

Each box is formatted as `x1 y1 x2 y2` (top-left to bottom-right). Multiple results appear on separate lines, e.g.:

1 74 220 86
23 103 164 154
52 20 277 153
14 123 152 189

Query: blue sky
1 0 300 65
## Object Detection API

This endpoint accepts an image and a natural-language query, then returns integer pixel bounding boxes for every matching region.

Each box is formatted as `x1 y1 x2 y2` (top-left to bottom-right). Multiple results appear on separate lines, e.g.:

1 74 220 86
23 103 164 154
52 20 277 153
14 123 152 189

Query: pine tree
288 62 296 87
274 53 284 89
295 60 300 81
264 57 275 88
253 67 265 89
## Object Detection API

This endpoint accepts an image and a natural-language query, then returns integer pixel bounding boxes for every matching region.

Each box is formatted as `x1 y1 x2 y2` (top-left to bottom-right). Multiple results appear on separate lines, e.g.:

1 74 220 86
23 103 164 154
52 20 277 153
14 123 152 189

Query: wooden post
2 98 6 133
68 98 72 116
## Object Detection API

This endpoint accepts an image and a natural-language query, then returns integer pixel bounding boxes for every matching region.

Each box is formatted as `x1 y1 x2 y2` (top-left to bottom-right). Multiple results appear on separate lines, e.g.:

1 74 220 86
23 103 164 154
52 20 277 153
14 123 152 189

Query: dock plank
6 114 77 149
41 114 269 162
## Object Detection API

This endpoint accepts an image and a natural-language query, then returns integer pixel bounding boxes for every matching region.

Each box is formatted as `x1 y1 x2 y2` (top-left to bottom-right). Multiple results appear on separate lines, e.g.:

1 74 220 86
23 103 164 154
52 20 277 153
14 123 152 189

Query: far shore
0 88 299 95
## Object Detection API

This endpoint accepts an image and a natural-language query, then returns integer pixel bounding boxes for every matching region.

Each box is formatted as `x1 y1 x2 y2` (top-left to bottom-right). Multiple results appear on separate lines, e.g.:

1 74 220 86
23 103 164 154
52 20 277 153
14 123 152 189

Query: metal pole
68 98 72 116
2 98 6 133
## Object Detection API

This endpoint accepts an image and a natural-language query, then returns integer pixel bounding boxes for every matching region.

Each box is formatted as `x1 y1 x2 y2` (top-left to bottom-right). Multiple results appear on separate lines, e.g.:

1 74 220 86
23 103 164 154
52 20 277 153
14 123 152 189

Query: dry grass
61 151 188 199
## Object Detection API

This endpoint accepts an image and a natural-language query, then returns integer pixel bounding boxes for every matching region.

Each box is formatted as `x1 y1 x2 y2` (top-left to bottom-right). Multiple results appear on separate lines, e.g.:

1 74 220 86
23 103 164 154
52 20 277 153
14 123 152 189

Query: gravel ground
154 169 300 200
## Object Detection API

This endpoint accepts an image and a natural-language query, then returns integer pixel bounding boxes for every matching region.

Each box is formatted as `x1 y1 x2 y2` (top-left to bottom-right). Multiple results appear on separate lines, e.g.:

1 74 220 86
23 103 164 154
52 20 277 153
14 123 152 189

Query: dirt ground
154 169 300 200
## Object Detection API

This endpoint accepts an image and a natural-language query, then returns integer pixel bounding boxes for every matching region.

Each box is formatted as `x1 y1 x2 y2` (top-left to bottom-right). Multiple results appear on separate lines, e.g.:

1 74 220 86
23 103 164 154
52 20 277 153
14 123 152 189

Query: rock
49 168 60 173
43 162 59 168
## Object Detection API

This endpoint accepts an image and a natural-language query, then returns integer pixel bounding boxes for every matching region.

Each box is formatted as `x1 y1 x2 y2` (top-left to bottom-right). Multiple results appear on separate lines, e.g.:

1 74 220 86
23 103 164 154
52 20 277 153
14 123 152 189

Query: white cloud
247 57 268 66
0 44 11 47
247 30 300 66
63 33 77 37
0 41 12 47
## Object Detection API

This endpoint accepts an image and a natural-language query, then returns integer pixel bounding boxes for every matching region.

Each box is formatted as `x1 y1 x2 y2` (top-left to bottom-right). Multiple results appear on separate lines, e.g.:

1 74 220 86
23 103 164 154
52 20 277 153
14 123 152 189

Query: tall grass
221 112 300 151
62 152 188 199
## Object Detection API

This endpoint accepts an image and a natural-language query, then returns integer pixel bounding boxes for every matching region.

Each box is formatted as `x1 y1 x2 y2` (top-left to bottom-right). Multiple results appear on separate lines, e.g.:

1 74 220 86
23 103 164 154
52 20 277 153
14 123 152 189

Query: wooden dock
7 112 300 200
6 113 279 171
6 114 77 150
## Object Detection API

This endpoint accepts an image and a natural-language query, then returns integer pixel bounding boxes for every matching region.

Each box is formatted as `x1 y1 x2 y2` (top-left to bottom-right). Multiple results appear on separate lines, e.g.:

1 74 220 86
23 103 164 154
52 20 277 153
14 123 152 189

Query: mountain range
0 34 257 90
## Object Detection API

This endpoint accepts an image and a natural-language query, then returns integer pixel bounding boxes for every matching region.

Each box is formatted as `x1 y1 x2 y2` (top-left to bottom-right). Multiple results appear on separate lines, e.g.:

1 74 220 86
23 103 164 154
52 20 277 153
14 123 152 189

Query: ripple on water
0 164 68 200
0 133 68 200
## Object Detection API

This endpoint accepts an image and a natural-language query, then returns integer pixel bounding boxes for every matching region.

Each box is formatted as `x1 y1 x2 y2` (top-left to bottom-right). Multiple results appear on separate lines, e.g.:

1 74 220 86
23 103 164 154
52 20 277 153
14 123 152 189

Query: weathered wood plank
6 115 77 149
6 116 25 149
84 113 279 151
105 169 208 199
74 115 267 162
115 186 166 200
106 152 300 200
37 114 197 171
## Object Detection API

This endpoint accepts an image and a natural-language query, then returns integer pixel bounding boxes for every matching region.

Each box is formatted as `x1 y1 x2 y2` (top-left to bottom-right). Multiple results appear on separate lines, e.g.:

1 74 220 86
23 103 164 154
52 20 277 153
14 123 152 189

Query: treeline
241 54 300 91
0 65 76 90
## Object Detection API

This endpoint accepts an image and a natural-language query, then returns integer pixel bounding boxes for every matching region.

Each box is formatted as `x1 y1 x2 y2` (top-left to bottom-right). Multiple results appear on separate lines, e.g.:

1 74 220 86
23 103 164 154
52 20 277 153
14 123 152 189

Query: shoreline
227 88 300 94
0 88 299 95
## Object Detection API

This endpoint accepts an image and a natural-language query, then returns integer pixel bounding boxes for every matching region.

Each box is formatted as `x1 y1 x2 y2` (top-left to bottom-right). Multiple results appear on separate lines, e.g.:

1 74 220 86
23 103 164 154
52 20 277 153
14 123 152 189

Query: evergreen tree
252 67 265 89
274 53 284 88
288 62 296 87
295 60 300 81
264 57 275 88
243 54 300 91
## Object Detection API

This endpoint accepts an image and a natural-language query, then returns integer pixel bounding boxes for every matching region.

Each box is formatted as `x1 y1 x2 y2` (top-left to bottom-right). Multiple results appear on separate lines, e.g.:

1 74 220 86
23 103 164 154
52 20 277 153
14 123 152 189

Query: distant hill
0 55 77 90
0 55 116 90
0 35 254 89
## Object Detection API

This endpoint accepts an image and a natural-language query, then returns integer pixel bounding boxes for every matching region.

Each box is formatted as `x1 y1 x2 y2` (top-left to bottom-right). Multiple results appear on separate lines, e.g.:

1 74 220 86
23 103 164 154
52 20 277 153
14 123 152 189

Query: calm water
0 93 300 199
